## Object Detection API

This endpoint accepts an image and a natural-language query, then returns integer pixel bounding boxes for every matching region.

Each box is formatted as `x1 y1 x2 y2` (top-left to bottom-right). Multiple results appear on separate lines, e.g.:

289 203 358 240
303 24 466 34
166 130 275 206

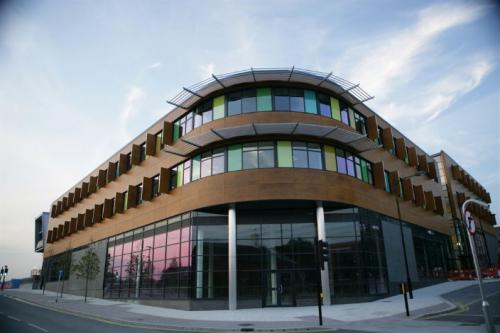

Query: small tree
72 247 100 302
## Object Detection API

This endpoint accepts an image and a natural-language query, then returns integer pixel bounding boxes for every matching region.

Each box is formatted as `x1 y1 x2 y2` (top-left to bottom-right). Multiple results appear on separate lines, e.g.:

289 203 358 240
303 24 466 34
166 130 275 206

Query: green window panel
124 192 128 211
257 88 272 111
324 145 337 171
304 90 317 114
176 164 184 187
348 109 356 129
192 155 201 180
173 121 181 141
277 141 293 167
213 96 225 119
330 98 341 121
228 144 242 171
361 160 368 182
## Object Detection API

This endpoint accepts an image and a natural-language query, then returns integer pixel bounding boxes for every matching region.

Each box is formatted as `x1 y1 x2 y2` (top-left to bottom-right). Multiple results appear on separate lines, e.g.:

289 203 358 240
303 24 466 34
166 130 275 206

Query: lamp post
395 171 425 299
461 198 495 333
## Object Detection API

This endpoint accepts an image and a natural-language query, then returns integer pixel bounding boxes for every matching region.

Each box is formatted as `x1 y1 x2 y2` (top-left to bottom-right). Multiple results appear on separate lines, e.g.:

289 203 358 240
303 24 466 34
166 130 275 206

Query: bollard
400 282 410 317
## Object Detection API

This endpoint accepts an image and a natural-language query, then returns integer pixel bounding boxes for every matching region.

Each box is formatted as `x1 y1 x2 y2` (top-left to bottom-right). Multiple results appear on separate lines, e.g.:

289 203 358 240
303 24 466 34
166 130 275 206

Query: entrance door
264 271 295 307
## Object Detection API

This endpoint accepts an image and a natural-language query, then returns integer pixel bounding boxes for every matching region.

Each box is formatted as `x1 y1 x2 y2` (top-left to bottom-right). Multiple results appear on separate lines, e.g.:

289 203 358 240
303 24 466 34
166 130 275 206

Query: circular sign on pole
464 210 476 235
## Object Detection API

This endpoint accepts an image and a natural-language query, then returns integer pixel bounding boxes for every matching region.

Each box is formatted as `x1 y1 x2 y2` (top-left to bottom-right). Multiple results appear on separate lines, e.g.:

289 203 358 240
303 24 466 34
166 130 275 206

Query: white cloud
337 3 486 97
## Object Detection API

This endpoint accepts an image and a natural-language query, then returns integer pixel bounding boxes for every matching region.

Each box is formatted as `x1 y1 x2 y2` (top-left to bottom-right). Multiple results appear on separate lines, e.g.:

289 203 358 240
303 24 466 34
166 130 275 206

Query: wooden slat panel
70 218 77 233
389 171 400 196
47 230 53 243
94 204 103 223
89 176 97 194
51 205 57 218
81 182 89 198
160 167 171 194
146 133 156 156
163 121 173 146
366 116 378 141
85 209 94 227
382 127 394 151
98 169 107 188
127 185 137 209
64 221 70 236
486 192 491 203
119 154 129 174
402 178 413 201
407 146 418 167
103 198 114 218
395 137 406 160
451 165 460 180
107 162 117 182
418 155 429 173
62 197 68 210
434 196 444 215
143 177 153 201
75 187 82 203
68 193 75 207
414 185 425 207
115 192 125 214
131 144 141 165
424 191 436 211
58 224 64 239
56 201 62 215
53 227 59 241
428 162 437 181
77 213 85 230
460 170 467 185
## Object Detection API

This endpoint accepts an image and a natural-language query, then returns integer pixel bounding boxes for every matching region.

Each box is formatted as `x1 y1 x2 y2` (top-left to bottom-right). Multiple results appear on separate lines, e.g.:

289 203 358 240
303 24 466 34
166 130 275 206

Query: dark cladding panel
143 177 153 201
424 191 436 211
417 155 429 173
160 167 171 194
119 154 129 174
434 196 444 215
115 192 125 214
163 121 173 146
407 146 418 167
89 176 97 194
382 127 394 151
389 170 400 196
77 213 85 231
394 137 406 160
108 162 117 182
85 209 94 227
70 218 77 233
366 116 378 141
94 204 103 223
98 169 107 188
131 144 141 165
146 133 156 156
127 185 137 209
414 185 425 207
402 178 413 201
103 198 114 218
81 182 89 198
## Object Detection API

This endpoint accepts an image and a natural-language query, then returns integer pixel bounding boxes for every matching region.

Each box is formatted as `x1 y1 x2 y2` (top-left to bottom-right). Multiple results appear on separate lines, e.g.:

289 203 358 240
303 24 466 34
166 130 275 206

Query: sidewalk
2 280 492 331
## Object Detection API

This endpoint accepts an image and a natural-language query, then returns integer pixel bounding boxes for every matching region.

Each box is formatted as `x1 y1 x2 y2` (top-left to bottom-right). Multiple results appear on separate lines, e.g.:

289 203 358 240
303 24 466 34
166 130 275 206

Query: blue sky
0 0 498 279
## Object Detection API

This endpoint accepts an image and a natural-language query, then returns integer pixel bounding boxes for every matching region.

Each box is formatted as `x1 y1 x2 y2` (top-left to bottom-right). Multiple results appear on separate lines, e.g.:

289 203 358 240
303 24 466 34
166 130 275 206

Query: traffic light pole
315 238 323 326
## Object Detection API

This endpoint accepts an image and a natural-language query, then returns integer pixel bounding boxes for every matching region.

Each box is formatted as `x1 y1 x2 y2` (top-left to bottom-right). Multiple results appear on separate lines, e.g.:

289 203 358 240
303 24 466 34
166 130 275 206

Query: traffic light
0 267 3 276
4 266 7 275
318 240 329 270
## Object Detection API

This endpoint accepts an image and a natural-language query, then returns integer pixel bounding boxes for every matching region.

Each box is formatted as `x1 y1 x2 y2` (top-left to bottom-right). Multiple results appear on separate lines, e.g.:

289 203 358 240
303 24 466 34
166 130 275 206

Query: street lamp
395 171 425 299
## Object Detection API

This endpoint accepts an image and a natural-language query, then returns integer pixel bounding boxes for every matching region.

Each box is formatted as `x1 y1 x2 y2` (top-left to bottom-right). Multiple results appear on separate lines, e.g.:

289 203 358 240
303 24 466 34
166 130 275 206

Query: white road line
7 315 21 321
28 323 49 332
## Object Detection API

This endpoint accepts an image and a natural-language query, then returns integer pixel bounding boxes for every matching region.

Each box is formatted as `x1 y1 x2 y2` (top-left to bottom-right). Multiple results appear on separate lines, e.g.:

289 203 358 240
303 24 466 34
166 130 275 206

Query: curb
5 294 332 332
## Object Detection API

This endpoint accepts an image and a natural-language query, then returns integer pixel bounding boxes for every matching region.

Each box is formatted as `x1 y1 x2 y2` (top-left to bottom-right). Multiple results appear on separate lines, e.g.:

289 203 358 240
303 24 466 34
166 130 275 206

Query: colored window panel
124 191 128 210
273 88 289 111
192 155 201 181
277 141 293 167
304 90 317 114
331 97 341 121
212 148 225 174
324 145 337 171
257 88 272 111
242 143 258 169
227 92 242 116
213 96 225 119
228 144 242 171
361 160 369 182
176 164 184 187
290 89 304 112
349 109 356 129
173 121 181 141
242 89 257 113
292 142 308 168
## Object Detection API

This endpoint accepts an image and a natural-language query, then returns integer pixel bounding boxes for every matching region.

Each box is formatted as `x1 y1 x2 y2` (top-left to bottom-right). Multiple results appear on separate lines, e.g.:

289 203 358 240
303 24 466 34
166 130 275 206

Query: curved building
42 68 497 310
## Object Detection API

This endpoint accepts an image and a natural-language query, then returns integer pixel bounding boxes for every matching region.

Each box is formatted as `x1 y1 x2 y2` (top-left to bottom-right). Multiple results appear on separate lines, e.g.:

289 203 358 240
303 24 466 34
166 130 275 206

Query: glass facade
173 86 367 140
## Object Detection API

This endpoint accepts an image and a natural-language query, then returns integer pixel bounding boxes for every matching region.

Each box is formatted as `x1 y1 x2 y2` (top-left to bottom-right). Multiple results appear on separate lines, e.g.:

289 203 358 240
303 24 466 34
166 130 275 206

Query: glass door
264 271 295 307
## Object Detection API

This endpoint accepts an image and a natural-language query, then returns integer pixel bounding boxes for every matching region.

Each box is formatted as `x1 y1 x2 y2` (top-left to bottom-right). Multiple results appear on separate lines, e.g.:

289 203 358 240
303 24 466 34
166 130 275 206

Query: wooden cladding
51 205 57 218
75 187 82 203
424 191 436 211
394 138 406 160
64 221 70 236
131 144 141 165
428 162 437 181
68 193 75 207
127 185 138 209
451 165 460 180
89 176 97 194
143 177 153 201
434 196 444 215
381 127 394 151
58 225 64 239
146 133 156 156
77 213 85 231
160 167 171 194
413 185 425 207
56 201 62 215
402 178 413 201
103 198 114 218
98 169 107 188
62 197 68 210
84 209 94 227
94 204 103 223
372 162 385 191
108 162 118 182
389 171 400 196
407 146 418 167
70 218 77 233
417 155 429 173
119 154 129 174
81 182 89 198
163 121 173 146
52 227 59 241
115 192 125 214
47 230 53 243
366 116 378 141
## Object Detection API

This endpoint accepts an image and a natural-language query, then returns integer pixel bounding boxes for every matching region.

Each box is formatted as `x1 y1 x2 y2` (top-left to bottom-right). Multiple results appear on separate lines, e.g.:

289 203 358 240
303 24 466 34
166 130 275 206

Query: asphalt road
425 280 500 326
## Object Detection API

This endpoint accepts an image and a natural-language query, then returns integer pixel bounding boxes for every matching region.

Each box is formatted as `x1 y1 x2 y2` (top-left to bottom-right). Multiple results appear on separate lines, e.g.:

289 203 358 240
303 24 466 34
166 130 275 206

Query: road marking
28 323 49 332
8 315 21 321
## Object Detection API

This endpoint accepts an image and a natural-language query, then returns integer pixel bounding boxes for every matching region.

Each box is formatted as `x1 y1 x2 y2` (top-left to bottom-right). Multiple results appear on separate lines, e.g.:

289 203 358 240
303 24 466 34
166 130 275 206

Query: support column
228 204 237 310
316 201 331 305
196 229 204 299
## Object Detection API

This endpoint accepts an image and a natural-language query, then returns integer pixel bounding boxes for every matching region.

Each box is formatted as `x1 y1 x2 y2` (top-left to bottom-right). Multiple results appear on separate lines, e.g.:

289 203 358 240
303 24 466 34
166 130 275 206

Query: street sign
464 210 476 235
